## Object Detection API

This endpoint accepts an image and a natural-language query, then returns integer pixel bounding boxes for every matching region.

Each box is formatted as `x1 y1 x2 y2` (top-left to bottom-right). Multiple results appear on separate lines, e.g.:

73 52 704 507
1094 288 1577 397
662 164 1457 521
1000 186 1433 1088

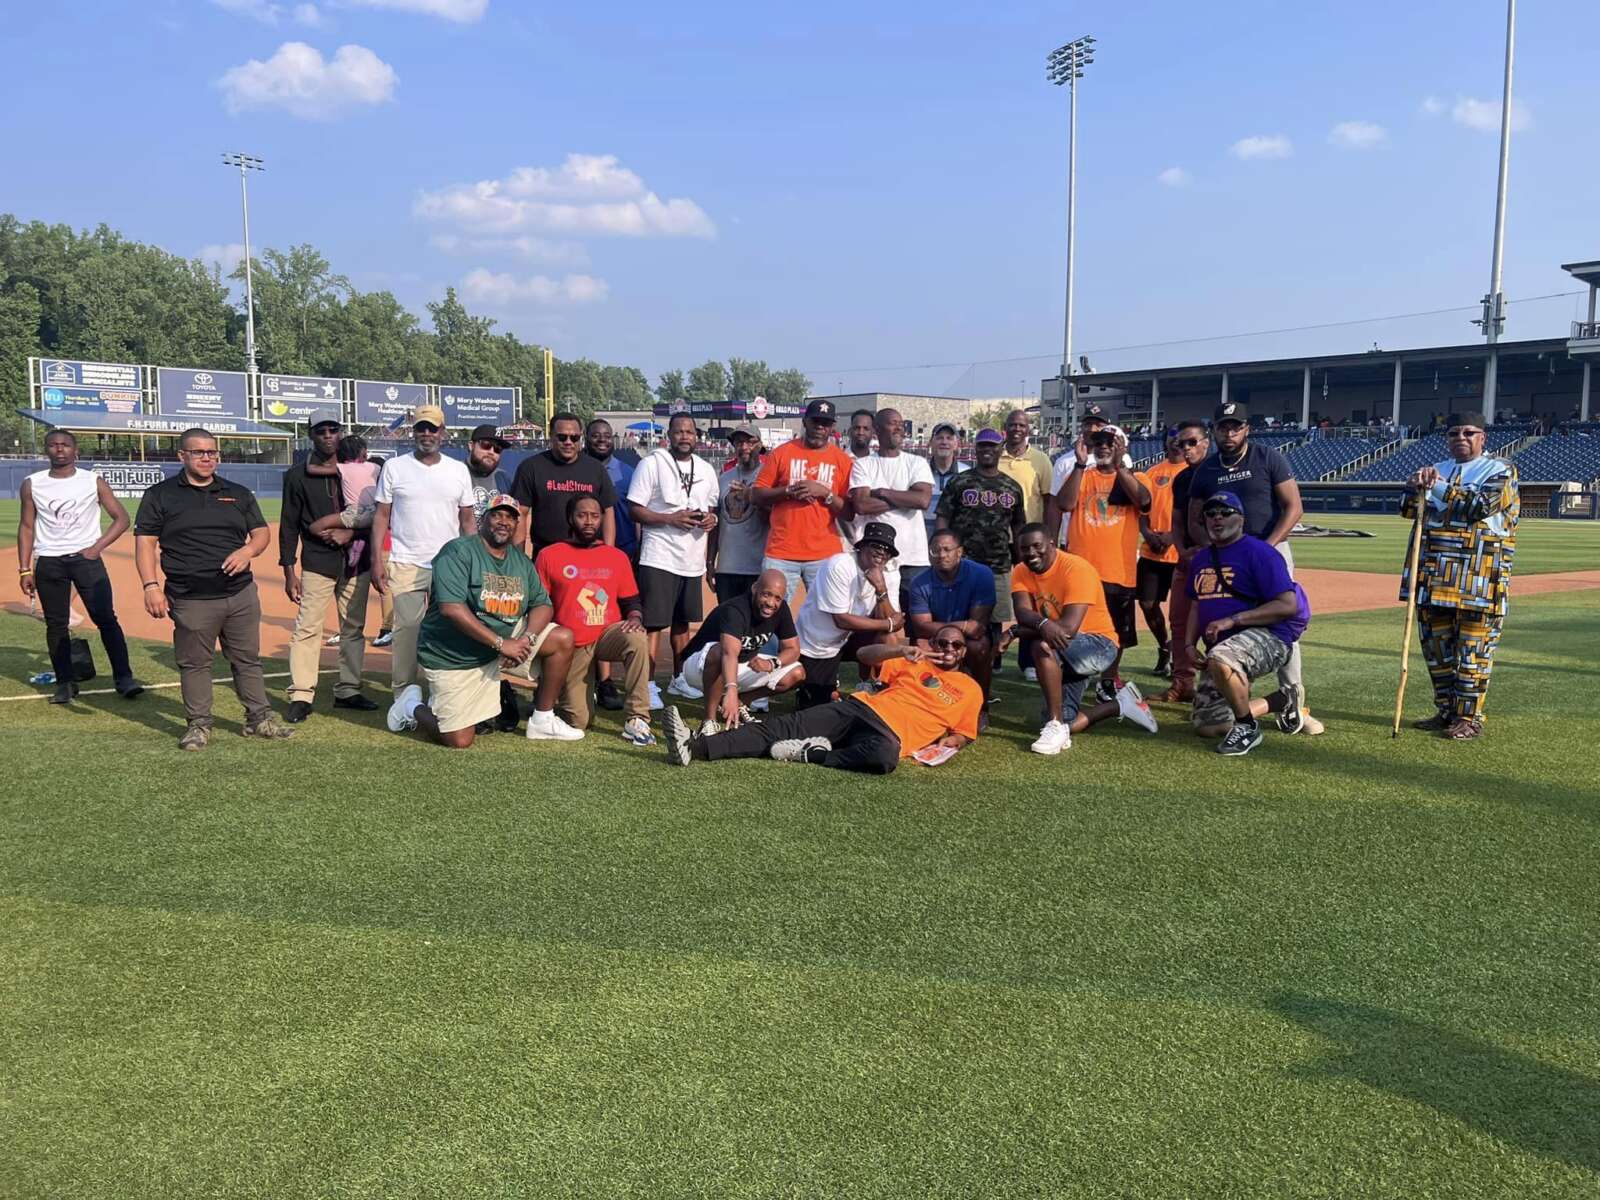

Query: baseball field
2 508 1597 1197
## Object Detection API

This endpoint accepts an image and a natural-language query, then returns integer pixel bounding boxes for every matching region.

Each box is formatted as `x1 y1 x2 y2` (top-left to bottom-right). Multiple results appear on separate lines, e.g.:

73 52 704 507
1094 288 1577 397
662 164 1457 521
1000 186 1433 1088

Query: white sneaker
1023 667 1038 683
750 697 770 713
324 633 342 646
386 684 422 732
698 719 721 738
667 674 704 700
1030 719 1072 755
526 708 584 741
1116 681 1160 734
770 736 831 763
648 681 664 710
621 716 657 746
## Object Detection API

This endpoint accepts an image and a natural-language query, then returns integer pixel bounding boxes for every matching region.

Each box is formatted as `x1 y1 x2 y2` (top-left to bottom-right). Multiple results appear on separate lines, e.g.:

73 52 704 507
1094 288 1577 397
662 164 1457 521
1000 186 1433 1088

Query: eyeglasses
551 433 582 443
932 638 964 650
1175 437 1203 448
182 448 220 458
1447 428 1483 438
413 423 440 433
474 440 501 449
1203 507 1237 517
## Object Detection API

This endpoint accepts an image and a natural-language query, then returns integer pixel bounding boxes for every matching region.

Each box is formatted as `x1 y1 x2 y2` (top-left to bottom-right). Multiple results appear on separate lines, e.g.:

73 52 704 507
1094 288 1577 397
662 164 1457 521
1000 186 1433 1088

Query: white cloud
1420 95 1446 115
460 269 609 307
1157 166 1191 188
294 3 322 25
1449 95 1531 133
341 0 487 21
1329 120 1387 149
1229 134 1293 161
417 154 716 239
431 233 589 267
212 0 285 22
217 42 397 119
199 243 247 273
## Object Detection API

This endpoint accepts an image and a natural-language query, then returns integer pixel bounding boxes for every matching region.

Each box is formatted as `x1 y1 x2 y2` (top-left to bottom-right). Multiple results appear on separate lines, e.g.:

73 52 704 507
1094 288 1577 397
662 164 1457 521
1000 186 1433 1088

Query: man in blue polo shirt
906 529 996 703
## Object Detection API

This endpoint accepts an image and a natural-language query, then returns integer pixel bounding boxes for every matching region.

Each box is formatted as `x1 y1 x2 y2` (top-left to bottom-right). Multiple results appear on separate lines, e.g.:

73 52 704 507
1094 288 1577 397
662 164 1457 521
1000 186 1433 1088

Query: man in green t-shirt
387 494 583 748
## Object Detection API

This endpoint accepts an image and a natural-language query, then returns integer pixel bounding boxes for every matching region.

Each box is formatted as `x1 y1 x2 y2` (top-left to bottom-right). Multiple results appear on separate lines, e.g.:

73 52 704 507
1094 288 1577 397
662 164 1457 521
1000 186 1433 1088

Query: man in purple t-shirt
1186 490 1307 756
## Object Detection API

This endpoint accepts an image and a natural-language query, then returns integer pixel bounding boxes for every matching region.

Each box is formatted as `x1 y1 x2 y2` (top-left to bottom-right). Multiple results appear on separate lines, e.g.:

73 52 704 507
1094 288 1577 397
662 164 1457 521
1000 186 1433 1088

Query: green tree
601 364 652 410
231 244 350 374
727 357 770 402
0 281 42 448
686 359 728 405
656 369 686 407
554 357 606 422
428 286 499 385
766 367 812 408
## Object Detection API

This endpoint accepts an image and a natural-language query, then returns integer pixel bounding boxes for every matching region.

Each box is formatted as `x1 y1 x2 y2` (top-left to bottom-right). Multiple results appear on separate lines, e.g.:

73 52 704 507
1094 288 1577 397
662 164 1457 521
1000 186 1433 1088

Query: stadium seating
1283 437 1384 481
1511 434 1600 484
1347 427 1530 482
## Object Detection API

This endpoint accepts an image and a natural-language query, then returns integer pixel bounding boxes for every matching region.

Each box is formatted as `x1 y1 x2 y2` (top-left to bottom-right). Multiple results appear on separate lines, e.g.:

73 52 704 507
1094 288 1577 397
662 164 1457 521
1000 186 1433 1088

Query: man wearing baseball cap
753 398 857 601
924 421 968 543
371 405 477 708
793 520 906 707
1185 489 1308 755
280 416 377 722
1185 399 1320 734
388 493 583 747
707 425 769 604
466 424 512 521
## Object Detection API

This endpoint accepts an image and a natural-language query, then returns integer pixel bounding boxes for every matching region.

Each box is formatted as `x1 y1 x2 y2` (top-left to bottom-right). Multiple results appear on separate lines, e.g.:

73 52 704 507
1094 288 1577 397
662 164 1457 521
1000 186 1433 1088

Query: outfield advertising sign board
354 379 429 425
438 384 516 428
40 385 142 415
260 373 343 426
155 367 249 419
38 359 141 391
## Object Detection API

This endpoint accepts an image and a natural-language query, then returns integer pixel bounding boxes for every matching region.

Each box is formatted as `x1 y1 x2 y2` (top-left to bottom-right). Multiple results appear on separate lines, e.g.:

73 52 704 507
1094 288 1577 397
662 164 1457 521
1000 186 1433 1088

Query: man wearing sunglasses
662 629 983 774
134 428 294 750
1399 411 1519 741
466 424 513 521
511 411 618 557
1155 419 1211 704
370 406 478 707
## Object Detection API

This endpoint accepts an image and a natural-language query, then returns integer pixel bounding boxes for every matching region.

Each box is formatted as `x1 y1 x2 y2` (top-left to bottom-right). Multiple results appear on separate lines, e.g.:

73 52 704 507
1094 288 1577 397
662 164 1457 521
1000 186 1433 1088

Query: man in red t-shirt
753 398 856 600
535 495 655 745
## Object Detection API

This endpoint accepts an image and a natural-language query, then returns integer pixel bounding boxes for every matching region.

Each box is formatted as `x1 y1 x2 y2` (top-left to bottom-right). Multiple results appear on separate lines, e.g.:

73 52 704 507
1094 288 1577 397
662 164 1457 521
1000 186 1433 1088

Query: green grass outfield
2 589 1597 1197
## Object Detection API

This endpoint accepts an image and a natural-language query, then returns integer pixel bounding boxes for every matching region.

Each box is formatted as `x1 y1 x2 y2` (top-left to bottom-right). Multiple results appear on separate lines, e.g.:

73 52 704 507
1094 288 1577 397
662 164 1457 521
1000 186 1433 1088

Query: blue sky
2 0 1595 396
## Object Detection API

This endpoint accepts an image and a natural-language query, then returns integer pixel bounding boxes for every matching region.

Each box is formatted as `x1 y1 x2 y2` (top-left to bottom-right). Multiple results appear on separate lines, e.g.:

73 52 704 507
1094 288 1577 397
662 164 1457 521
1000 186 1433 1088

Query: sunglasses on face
932 638 964 650
1204 508 1237 518
1175 437 1203 448
475 440 501 450
552 432 582 443
414 423 440 434
1447 428 1483 438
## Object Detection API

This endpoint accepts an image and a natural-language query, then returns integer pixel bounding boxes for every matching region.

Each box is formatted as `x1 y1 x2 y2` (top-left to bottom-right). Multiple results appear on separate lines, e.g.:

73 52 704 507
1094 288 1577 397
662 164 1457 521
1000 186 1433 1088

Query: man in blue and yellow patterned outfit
1399 410 1518 740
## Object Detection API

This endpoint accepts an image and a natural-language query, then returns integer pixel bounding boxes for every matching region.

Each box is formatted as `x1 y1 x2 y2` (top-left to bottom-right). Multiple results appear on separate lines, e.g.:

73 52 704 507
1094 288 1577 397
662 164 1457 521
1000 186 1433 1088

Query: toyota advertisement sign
439 385 517 428
155 367 248 419
260 373 343 426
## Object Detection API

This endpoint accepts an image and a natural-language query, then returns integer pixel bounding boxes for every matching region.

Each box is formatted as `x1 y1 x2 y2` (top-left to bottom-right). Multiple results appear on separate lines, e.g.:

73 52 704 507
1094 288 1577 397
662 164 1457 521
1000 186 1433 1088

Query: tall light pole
222 152 264 379
1473 0 1515 419
1048 35 1095 442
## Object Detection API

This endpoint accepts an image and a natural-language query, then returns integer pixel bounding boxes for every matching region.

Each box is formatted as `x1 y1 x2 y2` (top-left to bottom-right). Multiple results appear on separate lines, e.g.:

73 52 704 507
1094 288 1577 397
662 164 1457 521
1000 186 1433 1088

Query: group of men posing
19 396 1517 765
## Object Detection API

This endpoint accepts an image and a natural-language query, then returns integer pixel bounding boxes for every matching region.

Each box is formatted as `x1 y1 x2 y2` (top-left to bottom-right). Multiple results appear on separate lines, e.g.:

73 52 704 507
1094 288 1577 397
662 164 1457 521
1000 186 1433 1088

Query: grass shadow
1270 992 1600 1175
1307 745 1596 822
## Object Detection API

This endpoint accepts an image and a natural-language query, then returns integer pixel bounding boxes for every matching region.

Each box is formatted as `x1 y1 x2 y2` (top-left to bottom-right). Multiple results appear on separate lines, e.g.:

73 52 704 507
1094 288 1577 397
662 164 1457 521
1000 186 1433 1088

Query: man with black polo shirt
1185 400 1321 733
512 411 617 555
135 428 294 750
281 417 377 723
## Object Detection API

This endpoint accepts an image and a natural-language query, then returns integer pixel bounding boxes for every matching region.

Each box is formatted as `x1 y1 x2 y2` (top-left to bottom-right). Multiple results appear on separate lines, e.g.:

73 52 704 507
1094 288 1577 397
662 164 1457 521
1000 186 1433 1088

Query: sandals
1446 717 1483 740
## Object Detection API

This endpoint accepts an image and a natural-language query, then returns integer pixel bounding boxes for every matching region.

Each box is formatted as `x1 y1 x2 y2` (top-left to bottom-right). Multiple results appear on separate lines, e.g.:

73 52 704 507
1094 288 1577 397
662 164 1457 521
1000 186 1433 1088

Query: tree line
0 214 813 446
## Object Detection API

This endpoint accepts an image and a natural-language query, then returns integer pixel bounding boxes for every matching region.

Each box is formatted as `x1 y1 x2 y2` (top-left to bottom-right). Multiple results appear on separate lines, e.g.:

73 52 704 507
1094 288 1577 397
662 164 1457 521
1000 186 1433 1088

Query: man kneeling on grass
676 569 804 737
1187 490 1308 756
1012 523 1159 755
663 631 982 774
387 494 583 748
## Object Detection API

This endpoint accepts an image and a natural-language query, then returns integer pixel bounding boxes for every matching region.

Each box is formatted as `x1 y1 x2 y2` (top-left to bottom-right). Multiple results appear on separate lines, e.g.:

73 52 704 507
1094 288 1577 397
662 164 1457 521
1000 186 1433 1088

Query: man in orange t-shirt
753 398 857 601
662 633 982 774
1012 523 1158 755
1054 425 1151 700
1137 432 1189 677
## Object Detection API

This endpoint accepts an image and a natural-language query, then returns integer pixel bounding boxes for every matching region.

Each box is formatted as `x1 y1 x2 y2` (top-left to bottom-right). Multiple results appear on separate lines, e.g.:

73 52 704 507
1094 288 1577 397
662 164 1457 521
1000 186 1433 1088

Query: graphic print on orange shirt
1067 469 1146 587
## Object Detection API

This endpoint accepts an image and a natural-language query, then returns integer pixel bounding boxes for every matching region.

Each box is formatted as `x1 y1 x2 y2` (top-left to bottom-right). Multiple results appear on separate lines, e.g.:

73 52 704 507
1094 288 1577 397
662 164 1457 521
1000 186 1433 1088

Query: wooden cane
1393 496 1427 737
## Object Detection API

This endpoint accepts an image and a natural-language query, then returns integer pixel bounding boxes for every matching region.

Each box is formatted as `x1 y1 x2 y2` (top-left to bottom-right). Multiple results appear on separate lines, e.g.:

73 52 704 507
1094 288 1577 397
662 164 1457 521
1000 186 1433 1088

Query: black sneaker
1217 719 1264 756
475 720 497 736
1095 677 1118 705
1274 684 1304 735
285 700 313 724
495 682 521 732
1153 647 1172 678
48 685 74 705
115 678 145 699
333 693 380 711
596 678 625 711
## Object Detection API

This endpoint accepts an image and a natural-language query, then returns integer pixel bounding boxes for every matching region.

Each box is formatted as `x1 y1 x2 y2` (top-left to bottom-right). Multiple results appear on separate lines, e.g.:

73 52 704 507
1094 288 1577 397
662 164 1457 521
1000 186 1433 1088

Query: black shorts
1102 582 1138 649
1135 559 1177 607
715 572 759 605
797 631 876 707
638 565 705 630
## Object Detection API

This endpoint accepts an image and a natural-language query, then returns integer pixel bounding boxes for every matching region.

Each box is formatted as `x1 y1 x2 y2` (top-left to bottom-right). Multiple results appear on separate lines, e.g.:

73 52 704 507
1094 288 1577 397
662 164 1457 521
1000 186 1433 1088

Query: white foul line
0 668 343 704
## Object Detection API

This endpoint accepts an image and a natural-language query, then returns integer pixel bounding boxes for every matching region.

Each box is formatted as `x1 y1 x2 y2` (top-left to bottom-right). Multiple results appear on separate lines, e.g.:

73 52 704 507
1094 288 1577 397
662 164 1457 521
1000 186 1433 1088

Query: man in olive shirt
134 427 294 751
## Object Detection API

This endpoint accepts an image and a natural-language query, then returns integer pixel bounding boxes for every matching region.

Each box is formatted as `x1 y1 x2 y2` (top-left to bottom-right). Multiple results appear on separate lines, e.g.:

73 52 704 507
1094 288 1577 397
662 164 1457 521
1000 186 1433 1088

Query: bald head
752 569 789 619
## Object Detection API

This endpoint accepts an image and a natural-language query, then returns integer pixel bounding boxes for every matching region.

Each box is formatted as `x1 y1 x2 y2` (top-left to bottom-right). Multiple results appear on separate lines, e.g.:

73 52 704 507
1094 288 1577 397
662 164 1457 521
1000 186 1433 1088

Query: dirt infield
7 527 1598 664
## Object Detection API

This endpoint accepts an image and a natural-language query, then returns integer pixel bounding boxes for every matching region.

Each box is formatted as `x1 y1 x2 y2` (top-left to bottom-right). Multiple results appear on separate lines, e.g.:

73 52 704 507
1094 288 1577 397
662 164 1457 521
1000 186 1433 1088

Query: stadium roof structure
1560 259 1600 289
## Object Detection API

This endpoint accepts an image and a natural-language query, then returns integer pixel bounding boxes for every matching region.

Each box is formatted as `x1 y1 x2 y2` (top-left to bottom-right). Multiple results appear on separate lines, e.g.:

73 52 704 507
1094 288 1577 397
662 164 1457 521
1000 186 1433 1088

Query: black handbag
68 636 96 682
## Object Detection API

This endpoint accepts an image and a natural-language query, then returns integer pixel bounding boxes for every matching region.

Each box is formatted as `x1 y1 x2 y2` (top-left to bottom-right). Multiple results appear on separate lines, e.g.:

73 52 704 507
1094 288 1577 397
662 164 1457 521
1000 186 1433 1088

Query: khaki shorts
423 621 555 732
1192 627 1292 728
990 566 1015 624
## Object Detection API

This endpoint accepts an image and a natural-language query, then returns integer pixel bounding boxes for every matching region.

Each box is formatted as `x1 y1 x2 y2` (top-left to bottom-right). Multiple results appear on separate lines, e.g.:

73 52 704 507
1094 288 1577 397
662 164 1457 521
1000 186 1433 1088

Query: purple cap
974 428 1004 445
1203 490 1245 514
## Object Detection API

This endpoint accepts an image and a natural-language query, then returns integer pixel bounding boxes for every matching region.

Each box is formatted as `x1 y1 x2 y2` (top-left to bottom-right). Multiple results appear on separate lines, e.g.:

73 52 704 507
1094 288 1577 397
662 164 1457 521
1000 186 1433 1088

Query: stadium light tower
1472 0 1516 418
221 152 264 378
1048 35 1095 441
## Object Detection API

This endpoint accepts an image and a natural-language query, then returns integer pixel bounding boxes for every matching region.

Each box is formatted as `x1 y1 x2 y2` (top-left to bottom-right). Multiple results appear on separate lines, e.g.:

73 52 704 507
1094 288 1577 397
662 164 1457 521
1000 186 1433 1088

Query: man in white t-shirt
849 407 933 612
793 521 906 707
370 405 476 694
626 413 720 698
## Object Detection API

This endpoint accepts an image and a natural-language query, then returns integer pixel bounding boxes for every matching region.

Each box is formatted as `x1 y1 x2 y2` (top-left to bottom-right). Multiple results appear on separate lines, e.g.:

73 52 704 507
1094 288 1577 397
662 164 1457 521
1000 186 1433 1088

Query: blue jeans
1042 632 1119 722
763 555 829 603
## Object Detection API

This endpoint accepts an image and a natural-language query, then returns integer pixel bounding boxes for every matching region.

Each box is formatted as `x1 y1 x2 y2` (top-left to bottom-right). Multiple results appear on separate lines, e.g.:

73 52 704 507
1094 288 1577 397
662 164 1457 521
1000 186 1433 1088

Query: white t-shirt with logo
27 468 103 556
627 449 720 576
849 452 935 568
374 453 475 568
796 551 892 657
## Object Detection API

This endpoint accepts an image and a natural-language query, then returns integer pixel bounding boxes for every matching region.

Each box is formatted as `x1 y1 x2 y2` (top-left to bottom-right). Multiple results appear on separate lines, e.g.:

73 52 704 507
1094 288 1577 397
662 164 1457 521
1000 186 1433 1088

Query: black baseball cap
1082 403 1107 424
1213 400 1249 425
470 424 510 449
855 520 899 558
310 417 342 432
1447 410 1486 431
804 398 837 423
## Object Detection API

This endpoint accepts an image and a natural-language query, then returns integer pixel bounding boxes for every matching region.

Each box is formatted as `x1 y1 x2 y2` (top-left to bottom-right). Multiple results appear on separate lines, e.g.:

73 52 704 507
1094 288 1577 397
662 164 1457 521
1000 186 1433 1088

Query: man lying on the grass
387 494 583 748
662 629 982 774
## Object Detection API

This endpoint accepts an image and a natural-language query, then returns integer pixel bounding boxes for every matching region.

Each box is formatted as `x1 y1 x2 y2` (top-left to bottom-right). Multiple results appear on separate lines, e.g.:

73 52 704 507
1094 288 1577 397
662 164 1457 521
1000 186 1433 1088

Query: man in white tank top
17 429 142 703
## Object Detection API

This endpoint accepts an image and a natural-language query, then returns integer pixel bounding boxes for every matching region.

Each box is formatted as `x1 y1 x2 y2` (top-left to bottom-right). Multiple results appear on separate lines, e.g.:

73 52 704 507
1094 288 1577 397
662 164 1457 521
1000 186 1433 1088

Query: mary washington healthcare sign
439 385 517 428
